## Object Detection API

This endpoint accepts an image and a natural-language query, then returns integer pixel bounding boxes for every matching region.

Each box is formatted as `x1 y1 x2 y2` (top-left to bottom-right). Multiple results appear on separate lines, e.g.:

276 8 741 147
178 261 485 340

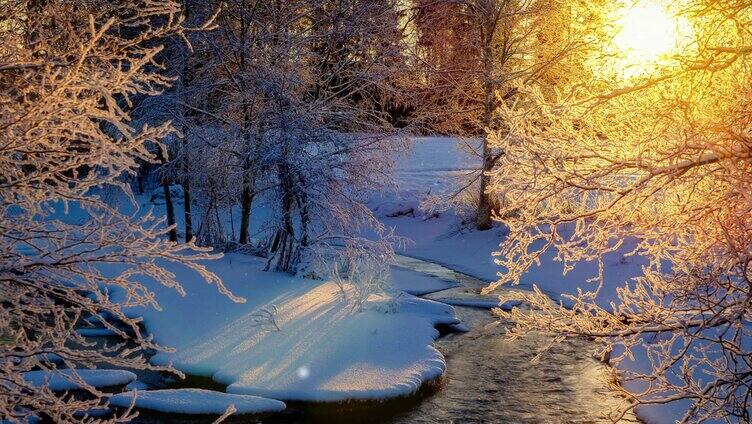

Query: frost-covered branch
0 2 240 422
487 1 752 421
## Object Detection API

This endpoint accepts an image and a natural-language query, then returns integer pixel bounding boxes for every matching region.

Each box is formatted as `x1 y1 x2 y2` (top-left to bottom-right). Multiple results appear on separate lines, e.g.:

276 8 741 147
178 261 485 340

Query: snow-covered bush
322 245 396 313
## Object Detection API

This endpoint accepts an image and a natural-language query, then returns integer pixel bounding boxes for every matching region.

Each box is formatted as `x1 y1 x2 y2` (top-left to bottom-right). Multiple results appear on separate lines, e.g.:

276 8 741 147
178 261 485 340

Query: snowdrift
118 254 459 402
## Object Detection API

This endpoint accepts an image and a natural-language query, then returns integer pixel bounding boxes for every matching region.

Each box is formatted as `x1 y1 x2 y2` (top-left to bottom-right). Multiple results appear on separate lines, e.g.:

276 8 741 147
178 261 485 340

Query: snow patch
109 389 285 415
433 297 521 310
23 369 136 391
125 380 150 391
77 328 118 337
388 266 459 295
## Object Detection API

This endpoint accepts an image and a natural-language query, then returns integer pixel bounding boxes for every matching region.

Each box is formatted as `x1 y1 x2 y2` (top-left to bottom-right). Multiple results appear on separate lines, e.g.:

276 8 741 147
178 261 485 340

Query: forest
1 0 751 423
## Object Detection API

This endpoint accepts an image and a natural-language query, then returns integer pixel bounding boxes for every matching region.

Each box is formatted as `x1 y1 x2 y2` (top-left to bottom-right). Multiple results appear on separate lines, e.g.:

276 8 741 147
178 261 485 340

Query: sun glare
611 1 693 78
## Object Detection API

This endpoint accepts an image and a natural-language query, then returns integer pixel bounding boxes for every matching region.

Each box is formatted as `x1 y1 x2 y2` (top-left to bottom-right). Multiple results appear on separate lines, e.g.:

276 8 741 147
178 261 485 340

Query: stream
387 255 639 424
125 254 639 423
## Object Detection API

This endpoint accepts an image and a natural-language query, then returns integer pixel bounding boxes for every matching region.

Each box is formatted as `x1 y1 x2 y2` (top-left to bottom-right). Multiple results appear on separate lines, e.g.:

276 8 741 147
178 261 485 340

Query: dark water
389 307 638 424
127 255 638 424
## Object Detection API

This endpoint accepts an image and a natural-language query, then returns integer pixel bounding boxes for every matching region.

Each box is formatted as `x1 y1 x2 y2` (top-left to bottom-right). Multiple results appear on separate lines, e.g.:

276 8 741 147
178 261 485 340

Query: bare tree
412 0 588 229
262 0 410 273
167 0 409 272
132 0 220 244
487 0 752 421
0 1 241 421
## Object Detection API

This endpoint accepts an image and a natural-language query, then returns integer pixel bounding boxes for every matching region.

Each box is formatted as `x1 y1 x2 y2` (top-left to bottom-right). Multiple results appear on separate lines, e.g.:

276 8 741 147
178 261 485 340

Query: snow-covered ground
45 136 690 421
388 265 459 295
114 254 459 403
374 137 644 307
107 136 664 420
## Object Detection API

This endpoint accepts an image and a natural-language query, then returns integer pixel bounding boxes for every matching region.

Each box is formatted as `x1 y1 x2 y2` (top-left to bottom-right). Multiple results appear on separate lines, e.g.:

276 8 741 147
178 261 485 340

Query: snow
1 410 39 424
388 265 459 295
431 297 521 310
87 135 643 409
36 353 63 364
378 210 641 310
77 328 118 337
109 389 285 415
391 136 480 195
125 380 150 391
421 286 523 310
115 254 459 402
22 369 136 391
9 353 63 365
149 184 184 205
376 136 645 311
42 135 697 420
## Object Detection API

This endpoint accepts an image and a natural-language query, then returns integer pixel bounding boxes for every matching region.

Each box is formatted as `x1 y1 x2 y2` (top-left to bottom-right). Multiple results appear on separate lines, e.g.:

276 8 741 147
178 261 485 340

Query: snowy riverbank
376 136 698 423
115 254 460 403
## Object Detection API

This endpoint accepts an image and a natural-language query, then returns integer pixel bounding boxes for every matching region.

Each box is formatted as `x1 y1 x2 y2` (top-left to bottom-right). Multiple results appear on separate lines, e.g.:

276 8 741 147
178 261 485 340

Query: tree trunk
237 130 255 243
136 161 148 194
477 24 496 231
158 154 178 243
477 136 494 230
180 124 194 242
267 162 296 273
278 168 296 272
237 29 254 245
238 182 254 244
182 178 193 242
178 4 193 243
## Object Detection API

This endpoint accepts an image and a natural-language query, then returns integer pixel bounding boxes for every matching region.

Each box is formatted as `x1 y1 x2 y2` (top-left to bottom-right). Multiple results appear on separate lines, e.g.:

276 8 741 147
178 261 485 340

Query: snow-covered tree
0 1 240 421
131 0 219 244
488 0 752 421
261 0 410 273
412 0 592 230
162 0 409 273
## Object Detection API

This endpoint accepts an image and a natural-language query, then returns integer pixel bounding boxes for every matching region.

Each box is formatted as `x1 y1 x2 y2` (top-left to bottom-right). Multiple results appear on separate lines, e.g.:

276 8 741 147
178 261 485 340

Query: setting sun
612 1 693 78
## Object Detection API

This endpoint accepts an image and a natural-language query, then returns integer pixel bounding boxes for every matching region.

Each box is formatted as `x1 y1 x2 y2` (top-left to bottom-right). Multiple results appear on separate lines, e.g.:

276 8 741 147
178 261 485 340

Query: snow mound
215 291 457 402
121 254 459 402
109 389 285 415
23 369 136 391
10 353 63 365
125 380 150 391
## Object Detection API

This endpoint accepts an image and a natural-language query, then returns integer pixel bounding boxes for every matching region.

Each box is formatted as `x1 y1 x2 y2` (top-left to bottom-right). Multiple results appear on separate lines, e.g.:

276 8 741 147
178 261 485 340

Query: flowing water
128 255 639 423
385 255 640 424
